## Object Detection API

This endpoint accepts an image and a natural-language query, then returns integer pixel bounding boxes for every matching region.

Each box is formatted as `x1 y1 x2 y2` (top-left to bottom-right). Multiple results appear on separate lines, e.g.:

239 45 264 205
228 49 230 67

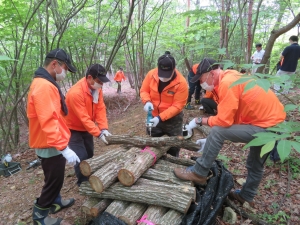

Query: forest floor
0 80 299 225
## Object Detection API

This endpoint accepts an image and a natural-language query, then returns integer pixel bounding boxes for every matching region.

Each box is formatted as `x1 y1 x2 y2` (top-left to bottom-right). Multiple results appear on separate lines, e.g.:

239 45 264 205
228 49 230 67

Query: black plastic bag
269 141 280 162
88 212 127 225
181 160 234 225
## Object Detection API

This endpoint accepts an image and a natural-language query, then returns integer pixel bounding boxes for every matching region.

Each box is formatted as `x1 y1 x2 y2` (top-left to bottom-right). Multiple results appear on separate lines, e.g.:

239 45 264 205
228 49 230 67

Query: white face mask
159 77 172 82
54 64 67 81
201 82 214 91
91 81 103 90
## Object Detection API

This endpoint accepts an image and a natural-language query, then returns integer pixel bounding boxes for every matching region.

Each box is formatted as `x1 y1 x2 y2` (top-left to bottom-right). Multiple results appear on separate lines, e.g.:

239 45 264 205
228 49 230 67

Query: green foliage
217 154 231 168
260 211 290 224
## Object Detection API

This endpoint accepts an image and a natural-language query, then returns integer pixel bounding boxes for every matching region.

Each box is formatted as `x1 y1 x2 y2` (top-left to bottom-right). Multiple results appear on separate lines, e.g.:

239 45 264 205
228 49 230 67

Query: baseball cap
46 48 77 73
191 58 218 83
157 51 176 78
86 64 110 83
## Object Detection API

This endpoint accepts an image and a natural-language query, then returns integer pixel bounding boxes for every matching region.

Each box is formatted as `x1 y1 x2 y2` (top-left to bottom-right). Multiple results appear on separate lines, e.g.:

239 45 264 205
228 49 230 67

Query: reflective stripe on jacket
140 68 188 121
208 70 286 128
65 77 108 137
27 78 70 150
114 71 126 82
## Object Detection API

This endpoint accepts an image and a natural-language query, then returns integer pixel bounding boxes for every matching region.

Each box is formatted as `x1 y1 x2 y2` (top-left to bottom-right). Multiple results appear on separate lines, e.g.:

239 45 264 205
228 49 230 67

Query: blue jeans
187 71 201 103
193 125 268 202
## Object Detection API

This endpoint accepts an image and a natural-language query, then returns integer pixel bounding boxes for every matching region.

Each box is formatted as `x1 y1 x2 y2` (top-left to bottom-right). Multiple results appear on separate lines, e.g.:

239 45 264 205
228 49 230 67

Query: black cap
157 51 176 78
191 58 218 83
255 43 262 47
86 64 110 83
46 48 77 73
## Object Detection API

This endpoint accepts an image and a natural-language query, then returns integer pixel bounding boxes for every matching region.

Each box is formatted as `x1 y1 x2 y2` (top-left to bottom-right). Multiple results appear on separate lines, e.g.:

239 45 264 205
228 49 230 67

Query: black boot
49 193 75 214
33 202 62 225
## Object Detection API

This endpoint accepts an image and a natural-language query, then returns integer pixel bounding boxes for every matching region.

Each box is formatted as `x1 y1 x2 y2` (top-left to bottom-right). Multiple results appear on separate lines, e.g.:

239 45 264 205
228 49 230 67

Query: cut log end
89 176 104 193
118 169 135 186
80 161 92 177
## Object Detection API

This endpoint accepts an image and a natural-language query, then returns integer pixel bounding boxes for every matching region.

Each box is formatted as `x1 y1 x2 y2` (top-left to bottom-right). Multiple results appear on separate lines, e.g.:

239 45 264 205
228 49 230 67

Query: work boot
185 102 194 110
195 99 201 105
228 190 255 208
49 194 75 214
174 168 207 186
33 203 62 225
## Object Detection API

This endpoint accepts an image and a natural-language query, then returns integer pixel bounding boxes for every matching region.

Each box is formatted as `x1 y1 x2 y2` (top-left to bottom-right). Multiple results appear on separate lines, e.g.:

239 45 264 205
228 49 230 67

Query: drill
146 106 154 135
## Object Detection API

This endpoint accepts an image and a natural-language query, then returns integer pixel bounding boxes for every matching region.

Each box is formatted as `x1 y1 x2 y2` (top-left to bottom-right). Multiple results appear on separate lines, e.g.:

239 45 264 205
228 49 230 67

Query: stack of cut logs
79 135 200 225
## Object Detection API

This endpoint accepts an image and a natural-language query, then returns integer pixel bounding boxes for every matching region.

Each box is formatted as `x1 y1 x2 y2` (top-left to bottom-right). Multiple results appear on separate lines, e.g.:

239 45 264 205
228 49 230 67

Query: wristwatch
196 117 202 126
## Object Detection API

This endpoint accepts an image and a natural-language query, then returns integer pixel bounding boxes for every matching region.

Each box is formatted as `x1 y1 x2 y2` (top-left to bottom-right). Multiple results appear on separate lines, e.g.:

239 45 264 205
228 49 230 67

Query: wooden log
118 146 170 186
106 135 200 151
79 180 193 213
80 148 127 177
158 209 183 225
136 178 196 202
81 198 100 215
104 200 130 218
152 160 186 172
89 147 141 193
138 205 168 225
161 154 195 166
142 168 193 186
90 199 112 217
119 202 148 225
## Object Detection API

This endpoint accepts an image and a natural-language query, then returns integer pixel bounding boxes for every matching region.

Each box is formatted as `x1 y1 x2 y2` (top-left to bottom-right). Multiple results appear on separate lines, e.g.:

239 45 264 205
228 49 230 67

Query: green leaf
284 104 298 112
244 80 256 92
229 77 253 88
291 141 300 153
218 48 226 55
260 140 275 158
256 79 271 92
277 140 292 162
243 137 276 149
0 55 14 61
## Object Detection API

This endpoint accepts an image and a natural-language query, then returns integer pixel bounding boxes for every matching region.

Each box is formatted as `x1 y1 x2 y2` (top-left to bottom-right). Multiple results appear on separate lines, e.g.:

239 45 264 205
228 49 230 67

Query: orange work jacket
114 71 126 82
27 78 70 150
140 68 188 121
65 77 108 137
208 70 286 128
204 86 219 104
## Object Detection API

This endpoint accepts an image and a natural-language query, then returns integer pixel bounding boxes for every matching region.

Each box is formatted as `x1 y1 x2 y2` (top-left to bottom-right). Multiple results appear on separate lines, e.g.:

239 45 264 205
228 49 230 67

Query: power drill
145 106 154 135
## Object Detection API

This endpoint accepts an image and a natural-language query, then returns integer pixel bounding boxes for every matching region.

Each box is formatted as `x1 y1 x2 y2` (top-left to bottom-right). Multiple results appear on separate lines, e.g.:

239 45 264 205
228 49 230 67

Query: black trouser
147 112 183 157
117 82 121 93
200 98 217 115
68 130 94 186
38 154 66 208
187 71 201 103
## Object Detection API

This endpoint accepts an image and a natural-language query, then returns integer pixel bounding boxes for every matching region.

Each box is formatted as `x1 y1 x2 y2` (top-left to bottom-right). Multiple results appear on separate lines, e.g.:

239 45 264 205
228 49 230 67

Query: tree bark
118 146 170 186
161 154 195 167
152 163 186 173
81 198 101 215
158 209 183 225
89 147 140 193
119 202 148 225
106 135 200 151
104 200 130 218
80 148 127 177
79 179 193 213
138 205 168 225
90 199 113 217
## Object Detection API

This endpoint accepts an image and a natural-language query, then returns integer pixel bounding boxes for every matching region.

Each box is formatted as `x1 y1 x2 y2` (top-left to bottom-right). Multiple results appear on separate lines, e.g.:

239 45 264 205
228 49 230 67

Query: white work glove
186 118 197 136
143 102 154 112
149 117 160 127
61 146 80 166
99 129 112 144
196 138 207 152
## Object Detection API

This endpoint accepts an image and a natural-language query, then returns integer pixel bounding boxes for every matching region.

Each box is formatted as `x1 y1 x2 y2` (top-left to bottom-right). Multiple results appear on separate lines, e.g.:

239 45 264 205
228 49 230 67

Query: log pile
79 136 201 224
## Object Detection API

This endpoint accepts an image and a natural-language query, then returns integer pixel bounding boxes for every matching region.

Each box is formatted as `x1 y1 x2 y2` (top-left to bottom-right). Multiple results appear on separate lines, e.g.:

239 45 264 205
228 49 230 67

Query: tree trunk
106 135 200 151
90 199 113 217
104 200 130 218
89 147 140 193
80 148 127 177
119 202 148 225
118 146 170 186
81 198 101 215
138 205 168 225
246 0 253 62
158 209 183 225
79 179 193 213
161 154 195 166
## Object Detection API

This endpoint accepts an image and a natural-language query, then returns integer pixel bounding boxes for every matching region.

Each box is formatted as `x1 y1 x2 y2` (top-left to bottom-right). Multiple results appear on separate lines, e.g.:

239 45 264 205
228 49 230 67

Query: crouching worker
65 64 112 187
175 58 286 207
27 48 80 224
140 51 188 157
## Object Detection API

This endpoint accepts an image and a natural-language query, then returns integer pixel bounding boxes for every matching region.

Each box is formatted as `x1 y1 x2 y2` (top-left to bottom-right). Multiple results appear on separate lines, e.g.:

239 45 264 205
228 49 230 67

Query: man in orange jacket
65 64 112 186
27 48 80 224
140 51 188 157
114 67 126 93
175 58 286 207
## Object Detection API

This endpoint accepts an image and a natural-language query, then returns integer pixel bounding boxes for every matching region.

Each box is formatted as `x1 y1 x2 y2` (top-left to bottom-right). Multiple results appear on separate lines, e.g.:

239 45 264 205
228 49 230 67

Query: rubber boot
33 203 62 225
49 193 75 214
